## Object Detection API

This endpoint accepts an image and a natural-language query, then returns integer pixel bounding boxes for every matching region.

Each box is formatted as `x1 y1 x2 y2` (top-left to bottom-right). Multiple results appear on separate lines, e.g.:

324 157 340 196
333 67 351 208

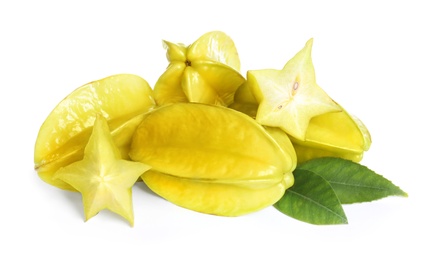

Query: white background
1 0 431 259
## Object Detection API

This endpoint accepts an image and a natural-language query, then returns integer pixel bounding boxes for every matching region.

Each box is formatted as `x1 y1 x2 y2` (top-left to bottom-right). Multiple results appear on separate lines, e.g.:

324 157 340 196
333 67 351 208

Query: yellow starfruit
291 108 372 163
154 31 246 107
129 103 296 216
228 80 259 118
34 74 156 190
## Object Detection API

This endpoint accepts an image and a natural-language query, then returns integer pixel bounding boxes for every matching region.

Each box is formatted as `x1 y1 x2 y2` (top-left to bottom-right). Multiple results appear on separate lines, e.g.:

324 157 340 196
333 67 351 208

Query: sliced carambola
248 38 341 140
54 115 151 226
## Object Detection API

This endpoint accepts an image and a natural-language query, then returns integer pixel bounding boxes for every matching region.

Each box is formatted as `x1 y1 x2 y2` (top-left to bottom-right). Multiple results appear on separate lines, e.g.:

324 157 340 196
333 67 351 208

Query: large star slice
54 114 151 226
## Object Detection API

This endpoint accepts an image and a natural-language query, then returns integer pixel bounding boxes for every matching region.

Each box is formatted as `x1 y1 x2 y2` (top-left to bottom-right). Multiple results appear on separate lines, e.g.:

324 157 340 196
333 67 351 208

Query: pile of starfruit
34 31 407 226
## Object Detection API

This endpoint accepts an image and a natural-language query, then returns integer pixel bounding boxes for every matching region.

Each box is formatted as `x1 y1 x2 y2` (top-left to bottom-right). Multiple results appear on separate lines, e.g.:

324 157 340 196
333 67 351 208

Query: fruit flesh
248 39 341 140
54 115 151 226
34 74 155 190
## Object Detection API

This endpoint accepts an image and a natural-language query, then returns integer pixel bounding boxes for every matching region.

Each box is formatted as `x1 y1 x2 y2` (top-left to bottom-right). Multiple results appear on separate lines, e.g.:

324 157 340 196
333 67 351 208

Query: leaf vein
328 181 392 191
289 189 346 221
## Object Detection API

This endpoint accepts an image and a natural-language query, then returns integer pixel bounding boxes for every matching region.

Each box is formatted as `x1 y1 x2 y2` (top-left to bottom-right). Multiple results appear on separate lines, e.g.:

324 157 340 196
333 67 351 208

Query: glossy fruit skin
154 31 245 107
34 74 155 190
141 170 290 216
229 81 259 118
291 109 371 163
130 103 296 216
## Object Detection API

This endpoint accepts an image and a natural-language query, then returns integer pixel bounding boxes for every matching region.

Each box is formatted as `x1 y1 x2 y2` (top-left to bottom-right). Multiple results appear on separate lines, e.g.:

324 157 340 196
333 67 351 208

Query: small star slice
248 38 341 140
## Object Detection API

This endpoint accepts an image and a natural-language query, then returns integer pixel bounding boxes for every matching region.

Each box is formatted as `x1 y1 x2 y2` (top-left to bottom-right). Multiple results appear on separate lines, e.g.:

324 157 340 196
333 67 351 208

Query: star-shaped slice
248 38 341 140
54 114 151 226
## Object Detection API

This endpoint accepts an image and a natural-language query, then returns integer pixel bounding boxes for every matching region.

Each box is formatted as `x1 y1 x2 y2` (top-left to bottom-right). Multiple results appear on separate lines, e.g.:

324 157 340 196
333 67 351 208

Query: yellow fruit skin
293 143 364 164
130 103 295 216
34 74 155 190
153 62 188 105
187 31 241 71
291 108 371 164
301 110 370 153
182 60 245 106
142 170 289 217
264 126 297 171
229 81 259 118
154 31 245 107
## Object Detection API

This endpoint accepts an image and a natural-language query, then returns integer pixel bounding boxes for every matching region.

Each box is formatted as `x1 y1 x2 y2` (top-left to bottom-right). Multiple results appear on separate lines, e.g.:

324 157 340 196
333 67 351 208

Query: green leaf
298 157 408 204
274 169 348 225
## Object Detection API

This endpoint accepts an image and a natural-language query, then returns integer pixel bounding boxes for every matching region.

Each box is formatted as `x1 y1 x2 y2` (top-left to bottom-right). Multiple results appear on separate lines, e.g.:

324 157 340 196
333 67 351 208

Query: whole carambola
129 103 297 216
153 31 245 106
